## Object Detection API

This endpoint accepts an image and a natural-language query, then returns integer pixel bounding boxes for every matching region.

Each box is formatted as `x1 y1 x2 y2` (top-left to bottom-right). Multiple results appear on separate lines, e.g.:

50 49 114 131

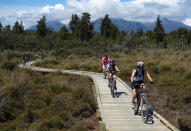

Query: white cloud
0 0 191 28
183 19 191 26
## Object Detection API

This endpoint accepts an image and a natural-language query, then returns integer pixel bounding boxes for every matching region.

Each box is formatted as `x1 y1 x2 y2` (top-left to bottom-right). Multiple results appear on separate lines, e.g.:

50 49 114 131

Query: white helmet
137 61 144 68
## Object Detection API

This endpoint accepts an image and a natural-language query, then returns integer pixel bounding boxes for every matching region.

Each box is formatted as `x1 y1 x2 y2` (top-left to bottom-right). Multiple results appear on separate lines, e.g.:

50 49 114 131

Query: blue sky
0 0 191 28
0 0 65 6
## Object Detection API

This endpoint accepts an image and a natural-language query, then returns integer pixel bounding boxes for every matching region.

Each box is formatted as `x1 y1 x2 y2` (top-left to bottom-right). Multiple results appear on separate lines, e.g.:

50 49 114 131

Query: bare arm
131 69 136 82
115 66 120 72
105 66 109 72
102 58 104 65
146 71 153 82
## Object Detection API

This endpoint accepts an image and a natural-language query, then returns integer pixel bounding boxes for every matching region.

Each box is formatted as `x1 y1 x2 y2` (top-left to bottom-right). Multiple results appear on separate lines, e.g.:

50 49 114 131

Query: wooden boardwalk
19 61 179 131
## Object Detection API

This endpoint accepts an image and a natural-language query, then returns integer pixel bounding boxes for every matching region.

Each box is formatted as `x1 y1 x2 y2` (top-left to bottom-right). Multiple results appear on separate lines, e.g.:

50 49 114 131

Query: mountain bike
133 83 154 123
109 71 118 98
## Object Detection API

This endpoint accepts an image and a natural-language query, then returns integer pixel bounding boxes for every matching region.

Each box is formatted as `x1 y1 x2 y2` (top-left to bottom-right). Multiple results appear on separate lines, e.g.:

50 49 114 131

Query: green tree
136 28 143 37
76 12 93 41
69 14 79 34
4 25 11 32
19 21 24 33
100 14 113 37
59 26 69 40
154 15 165 43
0 22 2 32
36 16 47 37
111 24 119 38
13 21 24 33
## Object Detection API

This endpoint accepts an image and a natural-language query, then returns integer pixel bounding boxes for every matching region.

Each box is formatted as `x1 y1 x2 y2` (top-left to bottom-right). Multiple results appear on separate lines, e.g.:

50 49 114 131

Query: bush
1 61 16 71
40 116 67 130
72 104 90 117
24 109 37 123
151 65 160 74
184 71 191 80
178 118 191 131
160 64 172 72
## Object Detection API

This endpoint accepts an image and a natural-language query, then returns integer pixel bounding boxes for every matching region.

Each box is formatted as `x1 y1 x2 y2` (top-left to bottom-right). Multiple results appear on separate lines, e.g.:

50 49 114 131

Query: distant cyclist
130 62 153 109
22 54 27 66
105 59 120 88
102 53 110 77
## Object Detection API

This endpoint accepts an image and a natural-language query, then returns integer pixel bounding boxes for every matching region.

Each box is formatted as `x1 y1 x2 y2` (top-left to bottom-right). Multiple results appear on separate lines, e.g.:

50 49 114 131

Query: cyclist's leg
102 65 105 74
131 87 137 108
132 88 137 102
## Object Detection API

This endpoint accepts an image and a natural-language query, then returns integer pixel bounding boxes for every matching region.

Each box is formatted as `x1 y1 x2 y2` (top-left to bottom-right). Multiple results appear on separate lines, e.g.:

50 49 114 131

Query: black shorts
132 81 144 90
109 71 116 75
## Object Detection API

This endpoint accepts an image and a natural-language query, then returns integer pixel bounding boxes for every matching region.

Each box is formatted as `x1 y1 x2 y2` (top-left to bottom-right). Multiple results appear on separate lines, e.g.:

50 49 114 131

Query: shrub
184 71 191 80
183 95 191 104
151 65 160 74
160 64 172 72
6 51 20 60
72 104 89 117
40 116 67 130
24 109 37 123
1 61 16 71
178 118 191 131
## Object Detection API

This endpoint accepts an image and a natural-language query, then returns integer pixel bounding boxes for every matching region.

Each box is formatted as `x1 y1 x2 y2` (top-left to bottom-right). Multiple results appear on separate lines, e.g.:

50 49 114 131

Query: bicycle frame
134 83 153 123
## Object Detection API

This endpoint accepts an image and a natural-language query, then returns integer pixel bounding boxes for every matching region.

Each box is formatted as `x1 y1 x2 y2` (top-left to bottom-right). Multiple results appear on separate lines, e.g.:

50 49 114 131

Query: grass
0 54 99 131
35 49 191 130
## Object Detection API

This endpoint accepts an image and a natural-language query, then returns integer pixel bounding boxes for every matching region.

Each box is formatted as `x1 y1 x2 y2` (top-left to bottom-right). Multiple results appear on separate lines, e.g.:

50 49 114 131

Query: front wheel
141 98 149 123
111 79 116 98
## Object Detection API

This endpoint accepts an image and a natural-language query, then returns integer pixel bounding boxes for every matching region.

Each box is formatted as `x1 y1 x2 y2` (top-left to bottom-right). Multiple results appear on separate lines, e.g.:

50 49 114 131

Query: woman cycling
105 59 120 88
130 62 153 109
102 53 110 77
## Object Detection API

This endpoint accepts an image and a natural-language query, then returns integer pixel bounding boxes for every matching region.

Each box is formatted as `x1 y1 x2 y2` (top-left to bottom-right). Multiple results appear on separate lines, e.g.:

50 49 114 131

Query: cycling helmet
137 61 144 68
104 53 108 57
110 59 115 63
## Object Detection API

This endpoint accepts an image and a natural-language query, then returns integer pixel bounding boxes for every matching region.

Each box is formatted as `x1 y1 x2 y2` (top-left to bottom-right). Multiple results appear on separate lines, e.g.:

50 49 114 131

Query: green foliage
69 14 79 34
37 16 47 37
1 61 16 71
12 21 24 34
76 12 94 41
100 14 119 38
0 22 3 32
58 26 69 40
178 118 191 131
154 15 165 43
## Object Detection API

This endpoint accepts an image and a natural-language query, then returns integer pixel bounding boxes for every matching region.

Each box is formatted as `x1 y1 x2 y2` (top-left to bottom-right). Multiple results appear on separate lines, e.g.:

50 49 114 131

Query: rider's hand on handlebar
150 81 154 84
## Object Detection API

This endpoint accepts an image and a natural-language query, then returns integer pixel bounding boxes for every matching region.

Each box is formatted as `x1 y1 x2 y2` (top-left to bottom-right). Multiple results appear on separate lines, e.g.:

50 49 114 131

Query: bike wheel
141 98 149 123
112 79 116 98
134 98 140 115
104 72 107 79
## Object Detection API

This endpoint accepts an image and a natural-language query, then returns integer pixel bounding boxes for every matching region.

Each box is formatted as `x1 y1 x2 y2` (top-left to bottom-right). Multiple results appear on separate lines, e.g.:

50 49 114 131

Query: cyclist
130 62 153 109
102 53 110 77
105 59 120 88
22 54 27 66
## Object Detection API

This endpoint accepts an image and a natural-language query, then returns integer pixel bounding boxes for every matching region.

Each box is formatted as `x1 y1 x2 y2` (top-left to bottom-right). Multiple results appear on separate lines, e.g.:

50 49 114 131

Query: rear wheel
104 71 107 79
111 79 116 98
141 98 149 123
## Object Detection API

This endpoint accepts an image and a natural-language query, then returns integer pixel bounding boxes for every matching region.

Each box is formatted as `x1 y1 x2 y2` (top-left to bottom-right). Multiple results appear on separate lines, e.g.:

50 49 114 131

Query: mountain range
28 18 191 33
